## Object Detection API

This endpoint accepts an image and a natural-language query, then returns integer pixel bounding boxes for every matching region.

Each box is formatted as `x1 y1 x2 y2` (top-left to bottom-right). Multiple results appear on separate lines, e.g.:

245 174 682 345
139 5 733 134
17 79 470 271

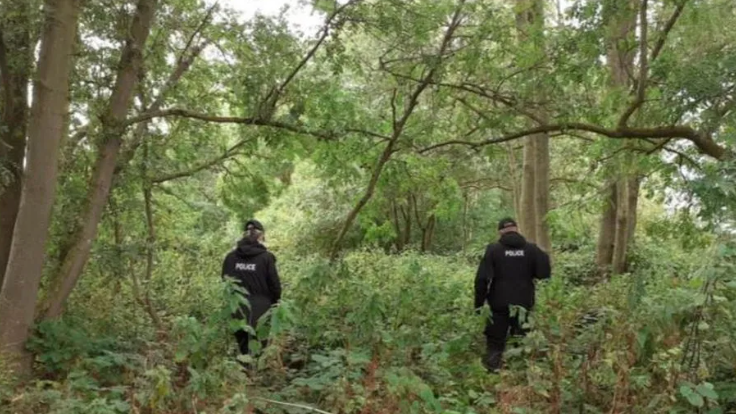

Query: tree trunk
138 143 162 331
391 200 404 251
0 0 80 378
422 214 435 252
611 179 630 275
596 181 617 274
0 1 33 289
534 132 551 252
330 137 397 260
596 0 638 276
621 176 640 272
506 143 521 218
519 136 538 241
400 203 411 247
462 190 469 251
515 0 549 247
41 0 158 320
626 176 640 247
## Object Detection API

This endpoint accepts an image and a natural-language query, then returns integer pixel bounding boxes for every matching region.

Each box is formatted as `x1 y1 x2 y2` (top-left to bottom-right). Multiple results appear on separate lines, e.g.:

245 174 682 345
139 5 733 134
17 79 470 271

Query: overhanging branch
124 108 337 140
419 122 728 160
151 138 251 183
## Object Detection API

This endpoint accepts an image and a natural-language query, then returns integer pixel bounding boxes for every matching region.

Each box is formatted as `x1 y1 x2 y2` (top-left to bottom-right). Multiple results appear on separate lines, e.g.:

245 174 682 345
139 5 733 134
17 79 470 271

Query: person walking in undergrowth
474 218 551 373
221 219 282 357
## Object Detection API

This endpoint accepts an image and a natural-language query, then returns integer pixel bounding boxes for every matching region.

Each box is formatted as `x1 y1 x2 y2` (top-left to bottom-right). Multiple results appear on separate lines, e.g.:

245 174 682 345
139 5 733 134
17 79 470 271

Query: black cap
498 217 517 230
244 219 264 232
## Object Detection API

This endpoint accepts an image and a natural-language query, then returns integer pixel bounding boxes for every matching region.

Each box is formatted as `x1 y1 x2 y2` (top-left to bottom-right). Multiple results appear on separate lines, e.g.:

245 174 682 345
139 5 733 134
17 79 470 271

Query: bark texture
596 181 618 271
0 0 80 378
514 0 550 252
596 0 641 276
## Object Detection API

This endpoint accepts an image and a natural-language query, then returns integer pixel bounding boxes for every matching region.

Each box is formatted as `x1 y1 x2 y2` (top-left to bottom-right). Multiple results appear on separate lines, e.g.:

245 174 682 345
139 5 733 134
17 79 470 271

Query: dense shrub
3 242 735 413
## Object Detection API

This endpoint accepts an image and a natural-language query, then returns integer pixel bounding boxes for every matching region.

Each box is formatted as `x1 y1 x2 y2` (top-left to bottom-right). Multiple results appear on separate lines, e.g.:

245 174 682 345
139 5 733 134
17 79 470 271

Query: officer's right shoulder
486 243 502 254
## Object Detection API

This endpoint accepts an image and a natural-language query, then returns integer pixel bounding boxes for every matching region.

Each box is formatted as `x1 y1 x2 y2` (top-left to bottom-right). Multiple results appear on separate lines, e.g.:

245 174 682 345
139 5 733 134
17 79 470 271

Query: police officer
474 218 551 372
221 219 282 356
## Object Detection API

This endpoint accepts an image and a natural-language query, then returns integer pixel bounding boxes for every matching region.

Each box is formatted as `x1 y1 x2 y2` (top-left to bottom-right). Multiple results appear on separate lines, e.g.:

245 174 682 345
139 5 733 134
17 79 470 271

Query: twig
254 398 336 414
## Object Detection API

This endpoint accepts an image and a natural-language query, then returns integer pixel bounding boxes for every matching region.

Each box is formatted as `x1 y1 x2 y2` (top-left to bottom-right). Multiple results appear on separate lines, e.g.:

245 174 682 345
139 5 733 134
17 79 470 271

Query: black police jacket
474 232 551 310
221 238 282 305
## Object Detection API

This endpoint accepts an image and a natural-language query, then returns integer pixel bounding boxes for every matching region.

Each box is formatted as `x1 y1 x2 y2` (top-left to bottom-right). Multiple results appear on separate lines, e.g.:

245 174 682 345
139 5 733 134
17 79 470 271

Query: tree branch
619 0 688 127
383 68 545 125
419 122 728 160
262 0 361 106
118 4 216 170
125 108 339 140
329 0 467 260
619 0 649 127
642 138 702 169
651 0 688 62
150 139 251 183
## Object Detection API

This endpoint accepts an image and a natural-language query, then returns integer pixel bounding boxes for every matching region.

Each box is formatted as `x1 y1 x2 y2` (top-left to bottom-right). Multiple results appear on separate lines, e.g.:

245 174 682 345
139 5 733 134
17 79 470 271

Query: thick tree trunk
515 0 550 248
596 182 617 274
596 0 638 276
0 2 33 289
41 0 158 319
0 0 80 378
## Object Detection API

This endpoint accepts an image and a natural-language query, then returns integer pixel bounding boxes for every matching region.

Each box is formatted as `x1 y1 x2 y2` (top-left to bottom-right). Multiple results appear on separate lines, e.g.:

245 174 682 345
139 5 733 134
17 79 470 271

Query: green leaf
697 383 719 400
681 386 705 407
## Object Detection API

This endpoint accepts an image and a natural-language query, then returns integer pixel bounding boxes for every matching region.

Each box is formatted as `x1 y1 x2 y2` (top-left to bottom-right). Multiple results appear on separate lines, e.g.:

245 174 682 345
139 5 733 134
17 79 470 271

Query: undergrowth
2 241 736 414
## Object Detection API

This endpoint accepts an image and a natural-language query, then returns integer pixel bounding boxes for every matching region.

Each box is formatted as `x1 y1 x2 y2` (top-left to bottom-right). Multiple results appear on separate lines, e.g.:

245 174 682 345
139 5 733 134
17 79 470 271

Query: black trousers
233 295 272 355
234 328 268 356
483 306 530 370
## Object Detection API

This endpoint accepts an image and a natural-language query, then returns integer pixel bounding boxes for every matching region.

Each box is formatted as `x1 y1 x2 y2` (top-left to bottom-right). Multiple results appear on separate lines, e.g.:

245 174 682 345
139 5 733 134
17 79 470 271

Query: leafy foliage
2 0 736 413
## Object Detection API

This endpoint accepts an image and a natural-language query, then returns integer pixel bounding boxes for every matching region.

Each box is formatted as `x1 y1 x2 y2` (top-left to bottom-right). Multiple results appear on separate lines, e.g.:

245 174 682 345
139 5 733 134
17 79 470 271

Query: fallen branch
254 398 336 414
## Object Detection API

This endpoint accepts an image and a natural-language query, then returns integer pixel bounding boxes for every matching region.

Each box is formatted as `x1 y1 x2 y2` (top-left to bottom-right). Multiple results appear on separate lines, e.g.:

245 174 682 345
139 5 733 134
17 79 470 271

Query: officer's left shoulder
223 250 237 262
267 251 278 263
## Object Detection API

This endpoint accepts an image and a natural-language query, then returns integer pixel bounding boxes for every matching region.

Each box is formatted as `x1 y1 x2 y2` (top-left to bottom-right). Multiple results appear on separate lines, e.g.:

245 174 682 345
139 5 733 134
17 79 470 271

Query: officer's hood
499 232 526 248
235 238 268 258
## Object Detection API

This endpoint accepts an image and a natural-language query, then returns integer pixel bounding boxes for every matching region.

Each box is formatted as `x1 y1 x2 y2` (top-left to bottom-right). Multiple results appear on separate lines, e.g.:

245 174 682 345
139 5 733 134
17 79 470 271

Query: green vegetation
2 0 736 413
